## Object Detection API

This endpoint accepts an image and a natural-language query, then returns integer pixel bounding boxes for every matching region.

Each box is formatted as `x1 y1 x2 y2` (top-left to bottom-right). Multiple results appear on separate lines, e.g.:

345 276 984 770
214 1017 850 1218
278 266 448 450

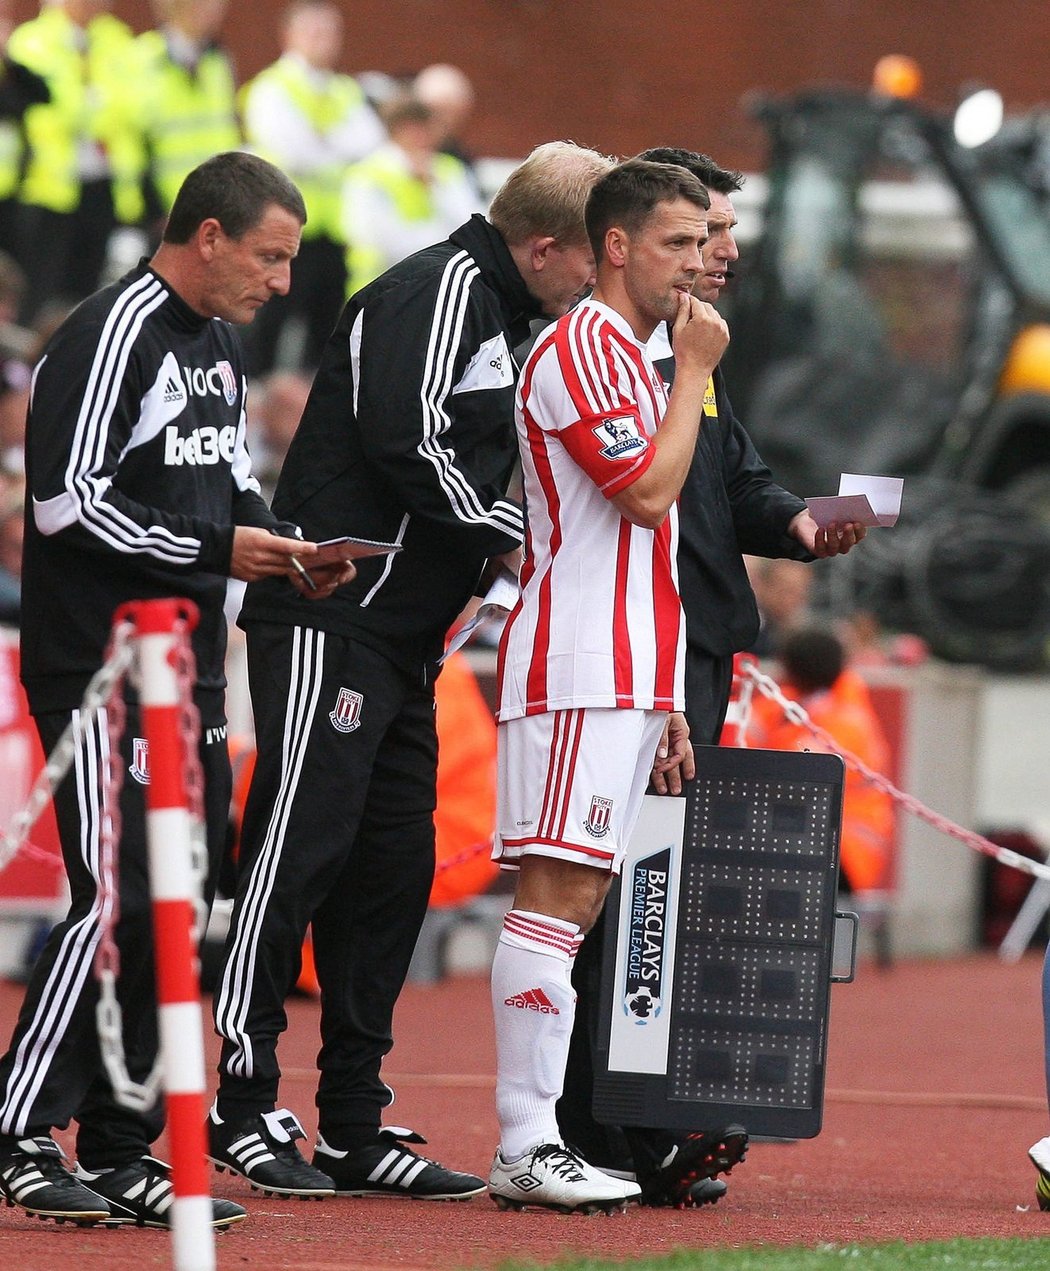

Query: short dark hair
636 147 744 196
162 151 307 244
780 628 845 694
585 159 710 262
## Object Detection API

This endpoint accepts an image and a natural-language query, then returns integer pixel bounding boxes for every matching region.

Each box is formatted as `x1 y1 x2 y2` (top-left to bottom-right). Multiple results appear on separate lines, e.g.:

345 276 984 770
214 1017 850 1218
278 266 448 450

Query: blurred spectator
0 249 35 363
241 0 385 374
0 247 22 324
837 606 929 668
0 352 30 476
412 62 480 189
0 0 49 259
226 367 310 629
837 607 891 666
25 295 76 361
8 0 141 324
747 627 894 897
341 93 483 296
354 69 403 113
0 478 22 624
134 0 240 236
746 555 813 657
246 368 311 503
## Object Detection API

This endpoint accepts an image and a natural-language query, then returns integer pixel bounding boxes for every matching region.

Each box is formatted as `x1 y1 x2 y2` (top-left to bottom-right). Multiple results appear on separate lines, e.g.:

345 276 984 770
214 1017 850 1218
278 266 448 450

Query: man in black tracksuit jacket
207 142 614 1201
0 153 350 1229
556 149 867 1208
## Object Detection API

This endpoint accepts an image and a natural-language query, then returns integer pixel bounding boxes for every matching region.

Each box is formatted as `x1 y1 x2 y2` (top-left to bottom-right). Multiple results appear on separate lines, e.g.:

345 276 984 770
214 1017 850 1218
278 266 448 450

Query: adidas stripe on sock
492 910 580 1161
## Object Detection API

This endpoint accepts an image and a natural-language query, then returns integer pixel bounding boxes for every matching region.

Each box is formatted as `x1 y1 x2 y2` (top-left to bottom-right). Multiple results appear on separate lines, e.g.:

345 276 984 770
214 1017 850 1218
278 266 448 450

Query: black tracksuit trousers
0 692 230 1168
213 622 438 1148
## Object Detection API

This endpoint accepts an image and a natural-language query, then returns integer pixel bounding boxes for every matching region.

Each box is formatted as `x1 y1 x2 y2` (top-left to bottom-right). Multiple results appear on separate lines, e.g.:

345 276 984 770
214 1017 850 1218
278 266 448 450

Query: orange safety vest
430 651 498 907
746 669 894 892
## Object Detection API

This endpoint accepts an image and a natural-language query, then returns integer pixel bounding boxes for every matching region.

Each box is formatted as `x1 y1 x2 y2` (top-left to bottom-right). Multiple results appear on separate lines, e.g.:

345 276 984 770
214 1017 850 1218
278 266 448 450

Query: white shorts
494 707 668 873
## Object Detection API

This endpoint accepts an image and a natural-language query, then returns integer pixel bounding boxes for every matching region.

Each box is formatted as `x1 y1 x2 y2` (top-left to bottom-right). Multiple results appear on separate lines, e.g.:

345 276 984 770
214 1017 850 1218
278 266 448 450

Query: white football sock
491 909 582 1161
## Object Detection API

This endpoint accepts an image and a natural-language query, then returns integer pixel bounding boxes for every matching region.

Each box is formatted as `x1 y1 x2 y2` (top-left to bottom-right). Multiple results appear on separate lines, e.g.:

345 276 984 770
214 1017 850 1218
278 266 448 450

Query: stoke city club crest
329 687 364 733
584 794 613 838
128 737 150 784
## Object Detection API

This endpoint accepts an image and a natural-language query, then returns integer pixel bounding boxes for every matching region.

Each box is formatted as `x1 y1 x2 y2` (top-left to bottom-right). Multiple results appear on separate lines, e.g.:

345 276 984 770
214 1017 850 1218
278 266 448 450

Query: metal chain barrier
93 622 158 1111
94 627 161 1112
95 612 208 1111
10 623 1045 1065
0 612 210 1112
0 626 135 870
737 657 1050 884
2 613 198 1112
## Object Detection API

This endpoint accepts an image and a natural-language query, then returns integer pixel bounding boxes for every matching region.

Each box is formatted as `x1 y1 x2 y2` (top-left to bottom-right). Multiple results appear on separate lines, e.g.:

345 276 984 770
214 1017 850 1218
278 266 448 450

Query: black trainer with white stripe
0 1136 110 1225
313 1126 485 1200
76 1155 247 1229
207 1106 335 1198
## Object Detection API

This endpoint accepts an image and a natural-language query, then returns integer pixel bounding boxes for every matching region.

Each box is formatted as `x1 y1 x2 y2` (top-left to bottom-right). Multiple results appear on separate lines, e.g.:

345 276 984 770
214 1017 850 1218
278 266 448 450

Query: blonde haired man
208 141 613 1202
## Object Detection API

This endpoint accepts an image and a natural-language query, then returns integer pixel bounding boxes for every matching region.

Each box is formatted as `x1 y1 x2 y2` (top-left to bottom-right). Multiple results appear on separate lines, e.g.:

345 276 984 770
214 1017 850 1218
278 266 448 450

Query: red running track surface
0 950 1047 1269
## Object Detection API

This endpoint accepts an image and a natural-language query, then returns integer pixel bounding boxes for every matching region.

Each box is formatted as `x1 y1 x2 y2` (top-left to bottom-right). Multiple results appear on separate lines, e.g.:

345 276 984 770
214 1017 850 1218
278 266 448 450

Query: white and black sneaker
313 1126 485 1200
207 1105 335 1198
0 1136 110 1225
489 1142 641 1213
76 1155 247 1229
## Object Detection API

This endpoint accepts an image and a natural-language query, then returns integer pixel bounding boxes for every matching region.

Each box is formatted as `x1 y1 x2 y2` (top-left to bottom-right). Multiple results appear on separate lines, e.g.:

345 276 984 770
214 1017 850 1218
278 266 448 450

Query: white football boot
488 1142 640 1213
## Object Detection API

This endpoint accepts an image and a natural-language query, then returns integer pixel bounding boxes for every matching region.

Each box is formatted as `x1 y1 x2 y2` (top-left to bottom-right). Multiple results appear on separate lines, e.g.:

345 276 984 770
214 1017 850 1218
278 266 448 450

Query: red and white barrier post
120 598 213 1271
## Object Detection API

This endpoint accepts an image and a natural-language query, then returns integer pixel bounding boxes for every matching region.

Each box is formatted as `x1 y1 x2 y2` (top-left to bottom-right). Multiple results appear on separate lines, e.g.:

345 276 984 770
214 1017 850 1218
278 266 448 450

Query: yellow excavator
725 58 1050 667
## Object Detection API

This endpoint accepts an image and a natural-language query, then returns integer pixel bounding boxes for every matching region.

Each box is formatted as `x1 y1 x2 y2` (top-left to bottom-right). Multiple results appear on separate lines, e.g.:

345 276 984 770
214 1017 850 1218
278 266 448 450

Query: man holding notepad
206 140 614 1200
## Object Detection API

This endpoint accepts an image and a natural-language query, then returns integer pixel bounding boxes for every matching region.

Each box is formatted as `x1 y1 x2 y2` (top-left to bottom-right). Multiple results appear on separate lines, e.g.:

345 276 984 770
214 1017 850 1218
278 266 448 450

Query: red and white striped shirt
496 299 686 721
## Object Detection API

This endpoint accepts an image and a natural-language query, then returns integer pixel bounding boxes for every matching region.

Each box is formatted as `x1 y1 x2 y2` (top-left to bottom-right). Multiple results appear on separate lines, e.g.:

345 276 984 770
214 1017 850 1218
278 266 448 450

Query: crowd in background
0 5 915 914
0 0 488 626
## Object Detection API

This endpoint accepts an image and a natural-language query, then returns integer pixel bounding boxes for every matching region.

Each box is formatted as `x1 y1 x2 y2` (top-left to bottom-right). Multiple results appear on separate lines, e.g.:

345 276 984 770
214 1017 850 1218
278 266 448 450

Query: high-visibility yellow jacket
0 117 22 202
7 7 142 221
0 55 50 202
133 30 241 215
342 145 482 295
242 54 378 242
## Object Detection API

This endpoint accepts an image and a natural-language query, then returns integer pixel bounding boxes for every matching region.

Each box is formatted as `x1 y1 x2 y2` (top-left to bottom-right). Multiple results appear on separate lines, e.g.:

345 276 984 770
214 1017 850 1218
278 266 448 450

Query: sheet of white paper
837 473 904 526
440 568 520 663
804 493 880 528
804 474 903 529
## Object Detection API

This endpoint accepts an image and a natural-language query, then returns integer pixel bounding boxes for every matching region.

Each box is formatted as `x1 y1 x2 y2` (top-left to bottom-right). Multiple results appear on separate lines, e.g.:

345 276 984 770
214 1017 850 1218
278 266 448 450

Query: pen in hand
267 525 318 591
289 554 317 591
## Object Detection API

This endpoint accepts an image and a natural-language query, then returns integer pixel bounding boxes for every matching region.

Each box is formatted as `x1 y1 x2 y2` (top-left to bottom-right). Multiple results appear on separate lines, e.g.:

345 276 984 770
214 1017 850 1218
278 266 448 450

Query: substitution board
594 744 852 1141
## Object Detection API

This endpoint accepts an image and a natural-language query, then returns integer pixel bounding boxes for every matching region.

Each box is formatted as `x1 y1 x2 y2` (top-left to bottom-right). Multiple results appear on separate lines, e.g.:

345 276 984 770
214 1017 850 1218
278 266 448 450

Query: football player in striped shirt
488 159 729 1213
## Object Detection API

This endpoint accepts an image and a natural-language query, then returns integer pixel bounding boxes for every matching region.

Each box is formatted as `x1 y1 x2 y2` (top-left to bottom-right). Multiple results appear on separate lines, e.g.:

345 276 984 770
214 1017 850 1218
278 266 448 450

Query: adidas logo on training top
162 375 185 404
504 988 560 1014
